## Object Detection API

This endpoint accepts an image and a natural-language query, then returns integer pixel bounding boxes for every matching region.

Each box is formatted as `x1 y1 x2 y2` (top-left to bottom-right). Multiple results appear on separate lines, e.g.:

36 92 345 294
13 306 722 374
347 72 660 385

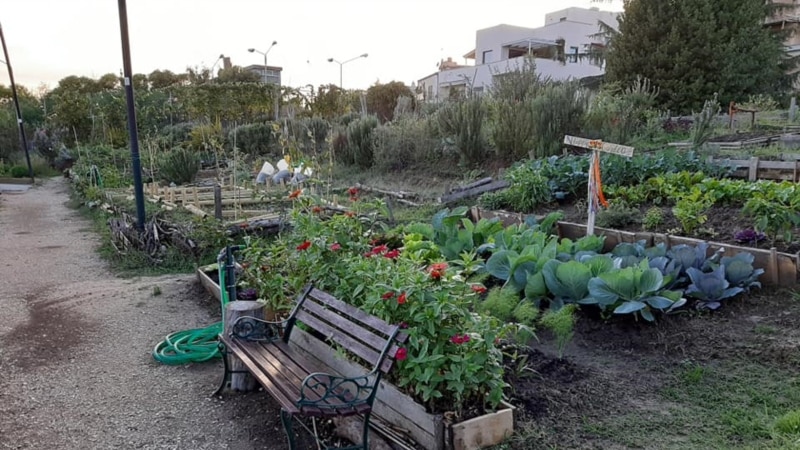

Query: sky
1 0 620 92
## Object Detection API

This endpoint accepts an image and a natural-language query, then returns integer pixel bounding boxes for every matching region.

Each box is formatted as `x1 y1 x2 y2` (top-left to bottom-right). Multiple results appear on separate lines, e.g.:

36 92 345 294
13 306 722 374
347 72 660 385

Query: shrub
189 122 224 152
529 81 588 158
366 81 415 123
340 116 379 168
373 119 442 172
31 128 67 164
596 201 641 229
584 77 660 145
158 147 200 184
690 94 720 148
479 162 551 212
643 207 664 231
228 122 276 156
437 98 488 167
10 165 29 178
157 123 194 149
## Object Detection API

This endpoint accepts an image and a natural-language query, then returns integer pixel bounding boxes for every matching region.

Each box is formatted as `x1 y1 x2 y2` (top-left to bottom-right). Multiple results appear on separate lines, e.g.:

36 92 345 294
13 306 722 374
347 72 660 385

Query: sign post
563 135 635 236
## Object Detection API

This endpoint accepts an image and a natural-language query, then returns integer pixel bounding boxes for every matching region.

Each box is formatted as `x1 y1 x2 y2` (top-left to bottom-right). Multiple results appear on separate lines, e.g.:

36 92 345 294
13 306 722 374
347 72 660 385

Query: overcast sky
2 0 620 92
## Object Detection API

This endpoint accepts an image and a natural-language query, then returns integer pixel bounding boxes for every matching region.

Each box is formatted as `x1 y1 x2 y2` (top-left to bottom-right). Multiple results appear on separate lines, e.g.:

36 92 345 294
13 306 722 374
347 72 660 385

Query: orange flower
288 189 302 199
381 291 395 300
311 206 323 214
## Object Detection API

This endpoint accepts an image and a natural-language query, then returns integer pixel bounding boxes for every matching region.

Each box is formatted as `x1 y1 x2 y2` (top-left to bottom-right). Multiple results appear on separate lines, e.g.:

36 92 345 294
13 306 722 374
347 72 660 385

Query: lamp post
327 53 368 89
210 54 224 78
0 22 34 182
248 41 277 84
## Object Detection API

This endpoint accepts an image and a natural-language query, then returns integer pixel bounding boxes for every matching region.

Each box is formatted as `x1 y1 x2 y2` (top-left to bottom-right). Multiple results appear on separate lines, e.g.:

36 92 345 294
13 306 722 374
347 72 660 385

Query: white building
418 7 620 101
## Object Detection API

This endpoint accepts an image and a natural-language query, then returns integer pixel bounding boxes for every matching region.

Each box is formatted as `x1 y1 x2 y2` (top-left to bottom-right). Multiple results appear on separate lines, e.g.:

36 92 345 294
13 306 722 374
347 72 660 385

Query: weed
775 410 800 434
643 207 664 231
152 286 162 296
539 304 577 359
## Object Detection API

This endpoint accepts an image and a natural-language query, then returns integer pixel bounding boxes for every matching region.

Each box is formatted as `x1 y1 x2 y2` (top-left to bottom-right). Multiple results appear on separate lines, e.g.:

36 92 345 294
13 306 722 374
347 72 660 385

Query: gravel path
0 179 287 450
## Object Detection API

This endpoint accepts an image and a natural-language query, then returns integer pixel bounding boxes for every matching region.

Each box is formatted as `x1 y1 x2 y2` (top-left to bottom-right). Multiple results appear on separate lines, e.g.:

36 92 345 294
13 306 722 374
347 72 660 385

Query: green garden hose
152 246 239 365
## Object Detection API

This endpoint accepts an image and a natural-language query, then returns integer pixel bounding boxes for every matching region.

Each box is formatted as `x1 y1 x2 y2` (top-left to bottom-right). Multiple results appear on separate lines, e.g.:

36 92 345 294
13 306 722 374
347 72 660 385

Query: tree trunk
223 301 265 392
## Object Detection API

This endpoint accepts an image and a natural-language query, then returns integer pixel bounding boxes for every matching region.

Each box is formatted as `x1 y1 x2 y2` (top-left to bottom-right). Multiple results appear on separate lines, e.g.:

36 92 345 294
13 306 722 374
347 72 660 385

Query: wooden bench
215 284 408 450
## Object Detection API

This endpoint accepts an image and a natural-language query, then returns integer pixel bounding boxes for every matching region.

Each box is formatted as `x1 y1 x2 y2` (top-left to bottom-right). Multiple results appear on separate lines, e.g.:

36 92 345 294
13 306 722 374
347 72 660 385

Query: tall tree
606 0 795 113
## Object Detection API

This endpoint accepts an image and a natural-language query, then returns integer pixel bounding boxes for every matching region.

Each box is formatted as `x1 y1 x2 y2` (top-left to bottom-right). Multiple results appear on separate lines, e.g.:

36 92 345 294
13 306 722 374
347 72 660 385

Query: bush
229 122 276 156
10 165 29 178
339 116 379 168
479 162 552 212
596 201 641 229
529 81 588 158
373 119 442 172
158 147 200 184
437 98 488 167
157 123 194 149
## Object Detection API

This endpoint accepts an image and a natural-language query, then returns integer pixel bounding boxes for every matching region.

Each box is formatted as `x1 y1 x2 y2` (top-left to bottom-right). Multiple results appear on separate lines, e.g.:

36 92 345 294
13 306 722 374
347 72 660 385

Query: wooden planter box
471 208 799 287
196 265 222 301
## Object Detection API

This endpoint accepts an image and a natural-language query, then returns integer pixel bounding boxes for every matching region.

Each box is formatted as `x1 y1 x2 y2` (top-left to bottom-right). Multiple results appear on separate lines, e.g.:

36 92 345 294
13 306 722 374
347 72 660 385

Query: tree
606 0 795 113
149 69 183 89
366 81 414 123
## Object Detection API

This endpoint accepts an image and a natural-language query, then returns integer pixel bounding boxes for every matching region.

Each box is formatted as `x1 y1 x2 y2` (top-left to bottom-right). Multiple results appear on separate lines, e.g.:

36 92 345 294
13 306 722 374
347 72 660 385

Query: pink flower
463 334 470 343
371 245 388 255
450 334 465 345
329 243 341 251
296 241 311 251
395 347 408 361
399 322 408 329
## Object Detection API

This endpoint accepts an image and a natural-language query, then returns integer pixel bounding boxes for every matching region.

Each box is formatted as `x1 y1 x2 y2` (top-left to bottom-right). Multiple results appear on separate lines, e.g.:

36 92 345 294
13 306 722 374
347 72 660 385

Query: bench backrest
285 285 408 374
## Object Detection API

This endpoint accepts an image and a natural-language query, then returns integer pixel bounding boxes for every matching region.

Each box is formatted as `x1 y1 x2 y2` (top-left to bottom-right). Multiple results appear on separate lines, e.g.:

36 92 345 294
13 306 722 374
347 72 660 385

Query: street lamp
327 53 368 89
210 54 225 78
248 41 277 84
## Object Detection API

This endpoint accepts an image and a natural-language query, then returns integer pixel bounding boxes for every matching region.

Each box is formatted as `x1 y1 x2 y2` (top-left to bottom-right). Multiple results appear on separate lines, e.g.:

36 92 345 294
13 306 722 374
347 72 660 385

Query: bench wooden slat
301 297 390 354
308 288 397 337
221 335 299 413
295 309 393 373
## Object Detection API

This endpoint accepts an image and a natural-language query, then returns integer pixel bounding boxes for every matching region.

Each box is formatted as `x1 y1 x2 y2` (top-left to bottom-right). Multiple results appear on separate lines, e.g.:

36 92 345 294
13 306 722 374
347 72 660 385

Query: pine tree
606 0 795 113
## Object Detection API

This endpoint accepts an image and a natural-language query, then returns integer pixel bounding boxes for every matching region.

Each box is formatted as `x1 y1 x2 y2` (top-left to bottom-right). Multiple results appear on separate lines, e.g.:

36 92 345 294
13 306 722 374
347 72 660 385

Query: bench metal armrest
230 316 286 342
297 371 378 410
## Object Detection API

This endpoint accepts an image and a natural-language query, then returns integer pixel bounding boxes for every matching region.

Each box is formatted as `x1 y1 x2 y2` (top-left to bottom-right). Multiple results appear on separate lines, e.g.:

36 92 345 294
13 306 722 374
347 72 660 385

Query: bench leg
212 341 230 397
360 412 371 450
280 409 297 450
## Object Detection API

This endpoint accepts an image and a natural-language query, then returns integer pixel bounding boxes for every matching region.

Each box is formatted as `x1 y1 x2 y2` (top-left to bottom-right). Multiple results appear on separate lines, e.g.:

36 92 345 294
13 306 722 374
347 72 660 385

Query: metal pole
117 0 146 230
0 22 34 182
263 53 267 84
339 63 343 90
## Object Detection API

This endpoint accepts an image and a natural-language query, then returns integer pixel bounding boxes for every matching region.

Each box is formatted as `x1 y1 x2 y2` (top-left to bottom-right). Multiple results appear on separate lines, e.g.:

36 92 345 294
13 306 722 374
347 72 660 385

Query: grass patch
588 361 800 449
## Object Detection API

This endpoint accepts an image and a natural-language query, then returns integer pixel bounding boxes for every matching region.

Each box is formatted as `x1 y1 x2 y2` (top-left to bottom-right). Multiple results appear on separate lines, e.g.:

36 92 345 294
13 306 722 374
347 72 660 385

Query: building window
568 46 579 63
482 50 493 64
427 85 433 98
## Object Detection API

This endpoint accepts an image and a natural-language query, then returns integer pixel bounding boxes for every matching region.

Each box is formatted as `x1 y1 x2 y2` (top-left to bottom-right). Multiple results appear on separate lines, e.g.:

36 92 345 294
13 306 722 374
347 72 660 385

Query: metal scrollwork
297 372 376 412
231 316 283 342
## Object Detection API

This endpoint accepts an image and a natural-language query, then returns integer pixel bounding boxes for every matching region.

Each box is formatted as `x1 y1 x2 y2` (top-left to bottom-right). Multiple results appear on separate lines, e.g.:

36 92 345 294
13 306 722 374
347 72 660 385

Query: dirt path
0 179 285 450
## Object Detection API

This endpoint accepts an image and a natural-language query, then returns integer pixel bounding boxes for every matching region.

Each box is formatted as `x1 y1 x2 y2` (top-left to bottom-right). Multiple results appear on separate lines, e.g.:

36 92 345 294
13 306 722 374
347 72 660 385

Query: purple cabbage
734 229 766 244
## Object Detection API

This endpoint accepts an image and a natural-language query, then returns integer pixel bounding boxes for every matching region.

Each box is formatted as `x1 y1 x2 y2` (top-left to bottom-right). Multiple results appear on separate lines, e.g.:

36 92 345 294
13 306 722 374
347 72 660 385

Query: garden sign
563 135 635 236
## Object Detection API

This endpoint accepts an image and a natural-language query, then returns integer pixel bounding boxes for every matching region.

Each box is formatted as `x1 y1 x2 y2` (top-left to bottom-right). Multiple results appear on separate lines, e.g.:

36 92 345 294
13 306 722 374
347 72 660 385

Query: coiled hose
152 246 240 365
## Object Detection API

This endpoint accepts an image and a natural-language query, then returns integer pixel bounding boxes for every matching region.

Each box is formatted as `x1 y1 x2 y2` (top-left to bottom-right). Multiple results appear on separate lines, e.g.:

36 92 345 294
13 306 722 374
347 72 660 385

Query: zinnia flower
395 347 408 361
451 334 465 345
471 285 487 294
463 334 470 343
399 322 408 329
348 187 359 196
381 291 395 300
371 245 388 255
397 292 406 304
384 249 400 259
311 206 322 214
296 240 311 251
345 211 355 218
288 189 302 199
329 243 341 251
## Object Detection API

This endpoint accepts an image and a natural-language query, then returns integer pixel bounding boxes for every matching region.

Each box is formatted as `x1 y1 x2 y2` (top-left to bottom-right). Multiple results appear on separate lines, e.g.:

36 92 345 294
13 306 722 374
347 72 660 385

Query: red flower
397 292 407 305
471 285 487 294
371 245 388 255
430 262 448 272
241 262 250 269
288 189 302 199
344 211 355 218
384 249 400 259
399 322 408 329
451 334 465 345
395 347 408 361
381 291 395 300
312 206 323 214
296 241 311 251
330 243 341 251
239 222 249 229
463 334 470 343
428 262 448 280
348 187 359 196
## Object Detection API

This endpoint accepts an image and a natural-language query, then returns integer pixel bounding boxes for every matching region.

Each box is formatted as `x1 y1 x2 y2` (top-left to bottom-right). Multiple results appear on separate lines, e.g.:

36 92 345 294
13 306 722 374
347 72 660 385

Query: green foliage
480 287 520 322
157 123 194 150
513 300 540 327
339 116 379 168
690 94 721 148
528 81 588 158
157 148 200 184
643 207 664 231
743 182 800 243
229 122 277 156
672 189 713 235
480 162 552 213
431 207 503 261
9 165 29 178
775 410 800 434
605 0 794 113
373 118 443 172
366 81 415 123
539 304 577 359
584 77 659 145
596 201 641 229
437 97 488 167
